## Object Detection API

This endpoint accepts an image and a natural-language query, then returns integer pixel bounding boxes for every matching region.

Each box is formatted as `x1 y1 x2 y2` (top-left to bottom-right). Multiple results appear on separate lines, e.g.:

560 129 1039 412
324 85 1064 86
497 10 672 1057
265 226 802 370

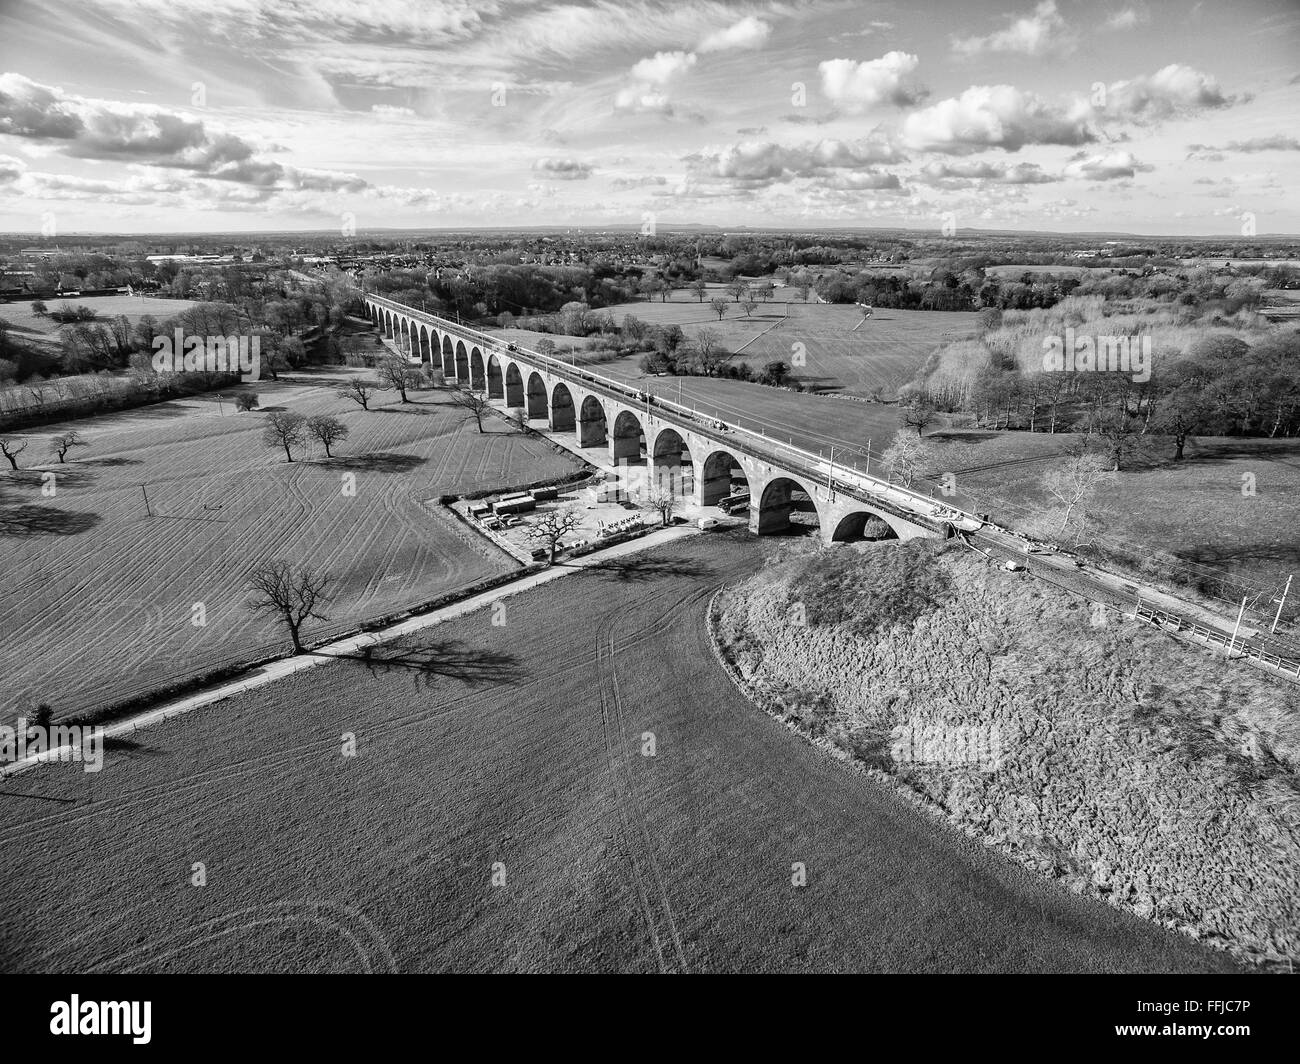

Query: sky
0 0 1296 235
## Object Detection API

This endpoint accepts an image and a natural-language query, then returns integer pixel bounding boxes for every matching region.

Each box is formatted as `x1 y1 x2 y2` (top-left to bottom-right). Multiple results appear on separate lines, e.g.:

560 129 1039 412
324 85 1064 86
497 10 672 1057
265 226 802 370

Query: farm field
0 374 580 720
0 533 1240 974
0 293 200 344
923 429 1300 615
487 298 974 400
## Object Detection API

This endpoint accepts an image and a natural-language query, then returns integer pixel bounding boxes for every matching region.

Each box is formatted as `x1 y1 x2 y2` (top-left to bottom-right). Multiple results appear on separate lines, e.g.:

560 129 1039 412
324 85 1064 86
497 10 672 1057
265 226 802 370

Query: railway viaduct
363 295 958 545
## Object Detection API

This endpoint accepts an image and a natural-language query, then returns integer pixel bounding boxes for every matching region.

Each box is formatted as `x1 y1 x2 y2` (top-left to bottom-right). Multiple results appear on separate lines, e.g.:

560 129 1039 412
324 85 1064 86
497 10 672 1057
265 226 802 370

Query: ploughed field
0 534 1239 973
0 378 579 720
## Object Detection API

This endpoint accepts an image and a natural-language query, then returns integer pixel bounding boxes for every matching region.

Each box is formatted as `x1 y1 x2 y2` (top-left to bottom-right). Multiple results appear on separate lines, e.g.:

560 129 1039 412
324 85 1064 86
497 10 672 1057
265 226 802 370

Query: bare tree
709 297 729 322
726 279 747 303
741 298 758 318
0 437 27 470
337 378 378 410
881 431 931 488
305 414 349 458
648 489 678 526
262 411 306 462
693 329 733 377
690 279 708 302
377 354 416 402
48 431 86 463
246 562 331 653
525 508 584 564
1042 453 1114 535
449 385 492 432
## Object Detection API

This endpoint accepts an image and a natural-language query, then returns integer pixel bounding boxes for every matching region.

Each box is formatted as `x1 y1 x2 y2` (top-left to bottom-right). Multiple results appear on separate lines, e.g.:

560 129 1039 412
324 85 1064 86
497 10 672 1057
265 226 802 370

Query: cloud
0 73 262 174
1063 150 1151 180
1097 65 1241 122
615 50 697 115
903 85 1094 153
917 159 1059 186
1190 135 1300 153
629 50 696 85
952 1 1075 57
532 157 593 180
1105 6 1150 29
698 16 771 53
609 174 668 189
818 52 926 111
687 137 904 189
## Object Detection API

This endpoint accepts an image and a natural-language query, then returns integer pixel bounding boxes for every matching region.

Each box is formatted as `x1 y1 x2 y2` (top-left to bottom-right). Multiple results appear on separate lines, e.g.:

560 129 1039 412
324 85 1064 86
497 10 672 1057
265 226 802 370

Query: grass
490 298 975 399
715 540 1300 968
0 380 580 720
0 294 200 344
0 534 1240 973
920 430 1300 616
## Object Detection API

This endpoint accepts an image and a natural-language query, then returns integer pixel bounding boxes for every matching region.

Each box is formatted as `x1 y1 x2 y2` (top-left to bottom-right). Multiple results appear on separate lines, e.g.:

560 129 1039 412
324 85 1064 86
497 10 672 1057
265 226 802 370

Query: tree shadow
0 505 101 536
326 452 426 473
3 468 97 489
324 636 523 689
374 406 431 416
578 553 716 583
82 456 142 467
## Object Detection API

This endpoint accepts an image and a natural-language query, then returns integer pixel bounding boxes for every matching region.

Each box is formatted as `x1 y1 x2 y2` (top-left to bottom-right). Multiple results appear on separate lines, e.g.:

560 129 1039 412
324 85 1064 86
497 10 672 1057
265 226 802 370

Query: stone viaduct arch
361 296 944 546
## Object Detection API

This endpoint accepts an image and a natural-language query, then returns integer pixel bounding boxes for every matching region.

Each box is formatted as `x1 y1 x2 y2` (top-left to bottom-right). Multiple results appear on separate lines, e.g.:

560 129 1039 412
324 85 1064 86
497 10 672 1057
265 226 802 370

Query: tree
48 431 86 463
693 329 732 377
525 508 583 564
262 411 306 462
758 360 789 386
305 414 349 458
449 385 491 432
880 431 931 488
741 298 759 318
0 437 27 470
727 279 747 303
377 354 416 402
31 300 47 317
1095 412 1139 471
1042 453 1113 535
709 298 729 322
648 489 678 526
246 562 330 653
900 397 937 436
536 338 556 359
232 392 258 413
337 378 378 410
690 279 708 302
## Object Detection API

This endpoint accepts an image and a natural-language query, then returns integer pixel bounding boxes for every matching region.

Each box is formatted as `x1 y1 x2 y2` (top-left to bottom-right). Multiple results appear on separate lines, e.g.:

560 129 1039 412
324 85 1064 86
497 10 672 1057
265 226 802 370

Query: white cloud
698 16 771 53
903 85 1094 153
629 50 697 85
1063 151 1151 180
1096 65 1241 122
688 137 904 189
1105 6 1150 30
818 52 925 111
952 1 1075 57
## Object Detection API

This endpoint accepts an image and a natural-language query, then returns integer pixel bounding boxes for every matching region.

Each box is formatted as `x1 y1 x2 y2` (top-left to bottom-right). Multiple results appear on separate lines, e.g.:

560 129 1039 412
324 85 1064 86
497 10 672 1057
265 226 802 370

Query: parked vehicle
698 517 722 531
